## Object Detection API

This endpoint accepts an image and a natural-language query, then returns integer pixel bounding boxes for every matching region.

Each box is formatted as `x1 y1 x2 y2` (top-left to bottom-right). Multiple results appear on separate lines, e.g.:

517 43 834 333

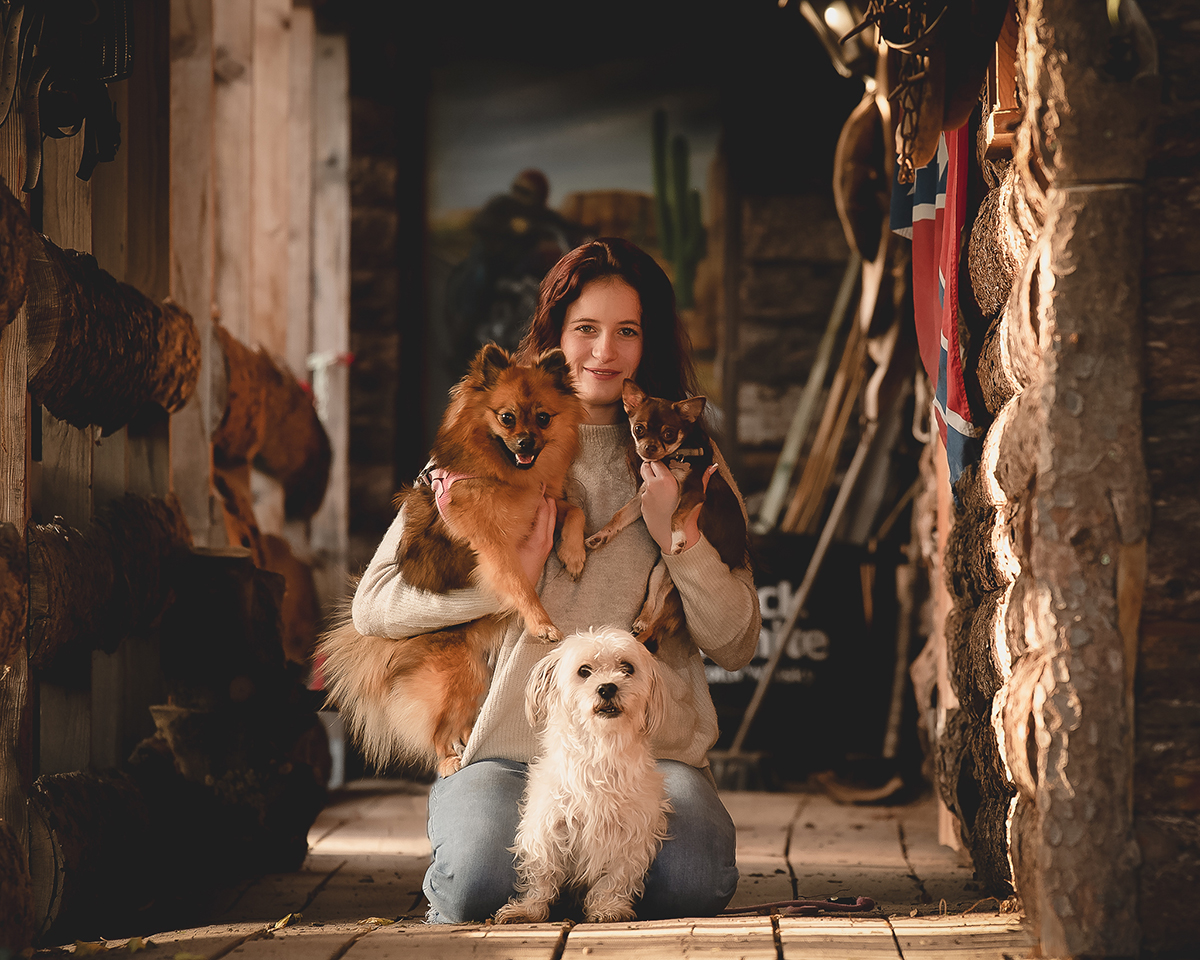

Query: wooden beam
126 0 171 306
37 134 94 778
287 3 315 382
309 31 350 610
125 0 172 499
250 0 291 356
988 0 1158 954
213 0 254 345
0 110 32 918
169 0 220 547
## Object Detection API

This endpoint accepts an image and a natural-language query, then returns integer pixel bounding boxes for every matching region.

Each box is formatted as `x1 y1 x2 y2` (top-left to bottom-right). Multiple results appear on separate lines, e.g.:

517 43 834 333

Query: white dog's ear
526 648 563 729
640 660 668 740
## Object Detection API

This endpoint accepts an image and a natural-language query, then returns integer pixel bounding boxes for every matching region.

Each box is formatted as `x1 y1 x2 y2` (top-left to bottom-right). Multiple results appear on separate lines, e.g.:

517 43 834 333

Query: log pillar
1018 183 1148 957
985 0 1158 955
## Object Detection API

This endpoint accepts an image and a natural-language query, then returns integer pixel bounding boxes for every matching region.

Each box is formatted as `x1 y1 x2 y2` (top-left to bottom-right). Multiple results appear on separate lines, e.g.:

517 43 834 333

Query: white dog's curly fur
494 627 672 924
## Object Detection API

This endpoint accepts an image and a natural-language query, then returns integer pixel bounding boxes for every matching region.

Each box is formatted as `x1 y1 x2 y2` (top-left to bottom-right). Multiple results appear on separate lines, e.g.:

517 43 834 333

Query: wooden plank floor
43 779 1033 958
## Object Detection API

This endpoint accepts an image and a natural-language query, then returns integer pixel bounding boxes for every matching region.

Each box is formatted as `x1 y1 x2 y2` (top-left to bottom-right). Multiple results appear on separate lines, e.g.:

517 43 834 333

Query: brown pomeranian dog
319 344 586 776
585 379 745 658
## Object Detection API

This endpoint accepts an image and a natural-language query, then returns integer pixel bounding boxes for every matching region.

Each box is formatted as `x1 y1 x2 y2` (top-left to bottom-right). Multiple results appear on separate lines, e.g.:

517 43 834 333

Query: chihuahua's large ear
622 379 647 413
675 396 706 423
468 343 511 390
536 348 574 393
525 648 563 729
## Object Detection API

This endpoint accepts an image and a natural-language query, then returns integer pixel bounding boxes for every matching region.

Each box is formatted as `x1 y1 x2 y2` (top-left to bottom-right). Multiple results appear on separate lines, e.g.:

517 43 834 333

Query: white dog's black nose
597 683 617 700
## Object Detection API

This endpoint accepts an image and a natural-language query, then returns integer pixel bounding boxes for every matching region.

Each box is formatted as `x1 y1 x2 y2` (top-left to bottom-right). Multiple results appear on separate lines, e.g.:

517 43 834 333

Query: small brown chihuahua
586 379 747 654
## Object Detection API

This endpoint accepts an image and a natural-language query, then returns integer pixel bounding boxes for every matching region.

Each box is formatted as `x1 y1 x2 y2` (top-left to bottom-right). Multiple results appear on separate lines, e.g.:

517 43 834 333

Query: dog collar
666 445 710 466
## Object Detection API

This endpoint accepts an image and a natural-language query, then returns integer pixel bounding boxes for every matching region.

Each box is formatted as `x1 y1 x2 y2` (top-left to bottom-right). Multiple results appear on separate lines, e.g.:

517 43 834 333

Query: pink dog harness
427 466 473 522
418 459 548 523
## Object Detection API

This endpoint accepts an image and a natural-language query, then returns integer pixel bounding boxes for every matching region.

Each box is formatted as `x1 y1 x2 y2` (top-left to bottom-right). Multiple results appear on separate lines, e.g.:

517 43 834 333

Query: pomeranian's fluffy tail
317 618 442 772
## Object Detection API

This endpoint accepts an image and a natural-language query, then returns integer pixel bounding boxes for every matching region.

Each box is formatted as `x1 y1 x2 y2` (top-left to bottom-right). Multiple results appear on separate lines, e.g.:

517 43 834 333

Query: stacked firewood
0 178 331 945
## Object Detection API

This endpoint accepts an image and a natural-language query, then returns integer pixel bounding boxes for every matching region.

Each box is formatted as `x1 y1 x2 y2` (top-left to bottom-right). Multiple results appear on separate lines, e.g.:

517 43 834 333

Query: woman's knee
423 759 526 923
639 761 739 919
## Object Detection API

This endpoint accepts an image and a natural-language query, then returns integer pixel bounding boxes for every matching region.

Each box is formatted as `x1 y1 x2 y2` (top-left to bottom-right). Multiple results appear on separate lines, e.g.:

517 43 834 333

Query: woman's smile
560 277 644 423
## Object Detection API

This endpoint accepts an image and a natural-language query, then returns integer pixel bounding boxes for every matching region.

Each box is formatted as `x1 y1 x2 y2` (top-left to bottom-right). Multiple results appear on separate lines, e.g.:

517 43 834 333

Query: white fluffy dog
495 627 672 924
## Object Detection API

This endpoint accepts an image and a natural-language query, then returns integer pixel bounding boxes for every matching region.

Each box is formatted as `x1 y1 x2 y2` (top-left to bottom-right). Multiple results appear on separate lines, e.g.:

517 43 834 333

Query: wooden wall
1134 0 1200 953
0 0 350 944
932 0 1196 956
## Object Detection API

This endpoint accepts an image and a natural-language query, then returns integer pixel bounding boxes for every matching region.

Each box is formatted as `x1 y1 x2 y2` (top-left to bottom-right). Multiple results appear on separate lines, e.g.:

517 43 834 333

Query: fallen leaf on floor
358 918 395 926
126 939 148 954
272 913 302 930
74 943 109 956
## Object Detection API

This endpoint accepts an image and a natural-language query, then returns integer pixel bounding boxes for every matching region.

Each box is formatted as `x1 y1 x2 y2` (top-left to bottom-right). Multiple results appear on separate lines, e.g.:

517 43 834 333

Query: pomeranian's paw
558 543 586 580
437 755 462 777
531 621 564 643
495 899 549 924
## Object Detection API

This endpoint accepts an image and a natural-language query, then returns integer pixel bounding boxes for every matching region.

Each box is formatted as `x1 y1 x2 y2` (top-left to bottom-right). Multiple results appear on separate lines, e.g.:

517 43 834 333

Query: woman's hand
518 493 557 585
639 461 718 554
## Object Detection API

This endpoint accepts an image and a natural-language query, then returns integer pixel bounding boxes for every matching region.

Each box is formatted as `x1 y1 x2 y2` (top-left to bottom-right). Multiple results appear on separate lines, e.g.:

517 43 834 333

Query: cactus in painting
652 109 706 310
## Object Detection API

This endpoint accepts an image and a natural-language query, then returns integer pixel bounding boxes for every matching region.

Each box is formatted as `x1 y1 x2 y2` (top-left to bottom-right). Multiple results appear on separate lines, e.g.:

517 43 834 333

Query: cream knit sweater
351 423 761 770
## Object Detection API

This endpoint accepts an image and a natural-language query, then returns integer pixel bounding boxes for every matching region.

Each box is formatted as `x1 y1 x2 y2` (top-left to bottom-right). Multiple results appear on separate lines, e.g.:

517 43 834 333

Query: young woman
351 238 760 923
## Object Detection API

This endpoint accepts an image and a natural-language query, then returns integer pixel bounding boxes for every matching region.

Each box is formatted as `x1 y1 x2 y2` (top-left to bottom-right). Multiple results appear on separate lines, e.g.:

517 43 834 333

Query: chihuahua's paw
633 625 659 652
436 755 462 777
669 530 688 555
585 530 612 550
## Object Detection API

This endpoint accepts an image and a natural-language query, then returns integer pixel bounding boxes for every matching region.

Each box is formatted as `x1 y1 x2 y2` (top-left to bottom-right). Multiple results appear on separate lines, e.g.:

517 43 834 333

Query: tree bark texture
27 496 192 672
29 772 154 942
212 323 331 520
953 1 1157 955
0 180 32 332
0 522 27 670
1133 0 1200 950
24 235 201 434
0 817 34 952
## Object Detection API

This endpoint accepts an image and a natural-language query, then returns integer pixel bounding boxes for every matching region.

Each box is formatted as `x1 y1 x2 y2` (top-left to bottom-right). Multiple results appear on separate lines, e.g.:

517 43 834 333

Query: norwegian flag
889 126 982 488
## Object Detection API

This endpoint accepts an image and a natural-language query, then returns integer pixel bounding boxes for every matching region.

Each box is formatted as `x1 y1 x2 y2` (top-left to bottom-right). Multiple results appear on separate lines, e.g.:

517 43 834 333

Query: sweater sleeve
351 504 503 639
662 535 761 671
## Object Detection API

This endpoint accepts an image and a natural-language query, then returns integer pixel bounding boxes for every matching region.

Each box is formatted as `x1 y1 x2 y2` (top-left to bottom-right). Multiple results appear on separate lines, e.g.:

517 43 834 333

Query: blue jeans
423 758 739 923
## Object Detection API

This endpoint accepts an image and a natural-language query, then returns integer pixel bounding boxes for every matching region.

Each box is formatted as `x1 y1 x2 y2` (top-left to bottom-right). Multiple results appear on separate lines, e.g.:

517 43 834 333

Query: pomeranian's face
528 628 664 738
621 380 707 463
461 345 580 473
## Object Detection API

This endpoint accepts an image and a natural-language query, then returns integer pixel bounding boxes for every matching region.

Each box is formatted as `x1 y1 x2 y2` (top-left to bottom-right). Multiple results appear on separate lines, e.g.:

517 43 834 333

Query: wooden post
37 134 94 777
287 2 315 383
213 0 254 345
90 1 174 772
716 147 740 474
88 75 134 774
985 0 1157 954
125 0 173 500
250 0 291 357
170 0 220 547
309 31 350 610
0 115 32 899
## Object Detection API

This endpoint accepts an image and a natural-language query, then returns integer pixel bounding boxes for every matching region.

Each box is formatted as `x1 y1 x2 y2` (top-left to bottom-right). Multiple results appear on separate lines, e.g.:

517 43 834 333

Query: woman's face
560 277 644 424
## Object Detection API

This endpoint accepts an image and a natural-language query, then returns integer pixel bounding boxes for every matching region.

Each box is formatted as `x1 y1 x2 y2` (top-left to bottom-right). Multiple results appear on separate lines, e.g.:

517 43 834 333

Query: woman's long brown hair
515 238 698 403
